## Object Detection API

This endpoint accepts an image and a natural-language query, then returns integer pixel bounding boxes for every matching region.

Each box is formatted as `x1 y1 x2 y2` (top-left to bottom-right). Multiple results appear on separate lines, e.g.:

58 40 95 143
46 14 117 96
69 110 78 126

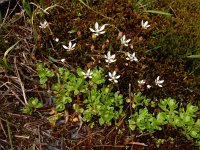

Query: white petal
113 71 116 76
144 21 148 26
110 54 116 59
156 76 160 81
114 80 118 83
126 39 131 43
116 75 120 79
89 28 95 32
104 54 108 59
82 72 86 75
107 51 111 57
147 85 151 89
158 80 164 84
99 24 106 31
61 59 65 62
72 43 76 48
99 31 105 34
69 42 72 48
95 22 99 30
111 59 116 63
108 72 112 78
122 35 125 41
62 45 69 49
141 20 144 26
87 69 91 74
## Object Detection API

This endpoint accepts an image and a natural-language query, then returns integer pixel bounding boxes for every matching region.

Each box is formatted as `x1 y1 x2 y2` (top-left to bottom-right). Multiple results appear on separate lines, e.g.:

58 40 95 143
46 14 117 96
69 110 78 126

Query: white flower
141 20 150 29
155 76 164 87
120 35 131 46
126 52 138 62
147 85 152 89
104 51 116 64
82 69 93 79
108 71 120 83
62 41 76 51
138 80 146 87
54 37 59 42
39 20 49 29
61 59 65 63
89 22 107 36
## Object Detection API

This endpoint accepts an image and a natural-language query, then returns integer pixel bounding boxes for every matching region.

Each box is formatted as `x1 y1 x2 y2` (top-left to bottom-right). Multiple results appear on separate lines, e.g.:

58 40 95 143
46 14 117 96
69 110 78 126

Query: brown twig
0 118 7 138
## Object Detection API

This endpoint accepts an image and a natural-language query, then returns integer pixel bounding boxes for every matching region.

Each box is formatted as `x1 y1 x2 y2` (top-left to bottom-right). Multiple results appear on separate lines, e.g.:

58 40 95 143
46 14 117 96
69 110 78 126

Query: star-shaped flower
62 41 76 51
120 35 131 46
138 80 146 87
104 51 116 64
108 71 120 83
89 22 107 36
126 52 138 62
82 69 93 79
141 20 150 29
39 20 49 29
155 76 164 87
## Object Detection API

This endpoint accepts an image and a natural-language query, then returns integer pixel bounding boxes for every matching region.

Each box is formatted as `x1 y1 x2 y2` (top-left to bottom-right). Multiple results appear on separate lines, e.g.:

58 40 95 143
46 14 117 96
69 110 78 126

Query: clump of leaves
128 93 200 146
34 63 124 126
23 97 43 115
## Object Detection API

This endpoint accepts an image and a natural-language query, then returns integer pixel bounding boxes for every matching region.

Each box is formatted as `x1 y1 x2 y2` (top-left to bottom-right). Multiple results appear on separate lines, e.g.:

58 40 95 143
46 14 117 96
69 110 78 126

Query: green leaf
28 97 39 107
156 112 167 125
167 98 178 111
190 129 199 138
187 55 200 59
99 117 105 125
68 29 77 34
186 103 198 115
128 119 136 131
48 56 57 62
23 0 32 17
144 10 172 16
60 97 72 104
22 106 32 115
28 97 43 108
76 68 84 77
56 104 65 111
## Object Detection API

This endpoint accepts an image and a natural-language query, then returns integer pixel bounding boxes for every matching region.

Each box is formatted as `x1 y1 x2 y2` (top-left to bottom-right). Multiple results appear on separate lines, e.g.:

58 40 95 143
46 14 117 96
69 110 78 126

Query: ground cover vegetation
0 0 200 149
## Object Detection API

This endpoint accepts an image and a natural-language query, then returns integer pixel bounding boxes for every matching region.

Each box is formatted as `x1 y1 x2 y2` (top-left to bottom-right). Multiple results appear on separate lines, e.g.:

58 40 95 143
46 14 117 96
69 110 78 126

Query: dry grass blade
14 57 28 105
3 41 19 67
6 119 14 150
78 0 113 20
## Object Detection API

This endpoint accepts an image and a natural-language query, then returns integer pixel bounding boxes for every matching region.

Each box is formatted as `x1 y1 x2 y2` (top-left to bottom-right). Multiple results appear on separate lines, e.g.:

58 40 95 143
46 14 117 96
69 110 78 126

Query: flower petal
89 28 95 32
108 72 112 78
126 39 131 43
116 75 120 79
62 45 68 49
69 42 72 48
99 24 106 31
113 71 116 76
99 31 105 34
72 43 76 48
95 22 99 30
114 80 118 83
